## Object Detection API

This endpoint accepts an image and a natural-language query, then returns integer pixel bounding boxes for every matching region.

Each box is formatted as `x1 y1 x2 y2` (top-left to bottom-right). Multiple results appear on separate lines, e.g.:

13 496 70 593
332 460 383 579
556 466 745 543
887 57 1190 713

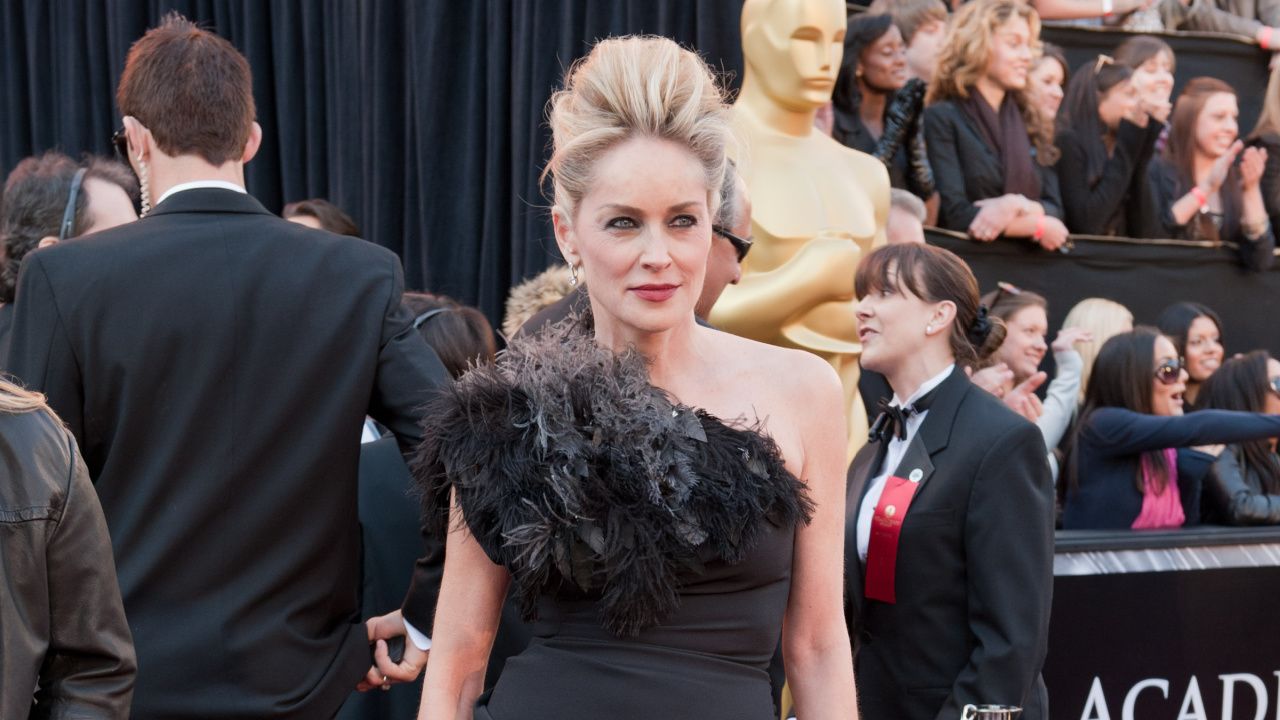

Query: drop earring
569 263 579 287
136 154 152 217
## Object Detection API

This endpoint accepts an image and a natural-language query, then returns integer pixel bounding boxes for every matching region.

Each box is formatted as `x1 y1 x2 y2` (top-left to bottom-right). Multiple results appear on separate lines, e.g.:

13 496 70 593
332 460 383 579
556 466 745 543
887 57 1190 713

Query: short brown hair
116 12 255 166
282 198 361 237
868 0 949 45
403 292 497 379
0 153 138 303
855 243 1006 368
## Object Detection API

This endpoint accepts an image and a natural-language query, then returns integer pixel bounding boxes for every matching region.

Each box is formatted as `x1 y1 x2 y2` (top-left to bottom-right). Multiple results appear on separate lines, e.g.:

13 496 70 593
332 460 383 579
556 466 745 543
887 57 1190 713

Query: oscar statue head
740 0 847 112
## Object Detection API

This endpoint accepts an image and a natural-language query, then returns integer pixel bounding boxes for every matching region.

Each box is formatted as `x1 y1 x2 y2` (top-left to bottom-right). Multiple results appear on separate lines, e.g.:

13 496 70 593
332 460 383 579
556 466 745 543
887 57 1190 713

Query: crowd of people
839 0 1280 268
4 2 1280 720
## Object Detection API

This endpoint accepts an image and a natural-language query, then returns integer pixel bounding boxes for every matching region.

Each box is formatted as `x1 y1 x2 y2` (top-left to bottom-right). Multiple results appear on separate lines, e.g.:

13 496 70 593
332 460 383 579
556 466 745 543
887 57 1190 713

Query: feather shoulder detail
413 314 813 637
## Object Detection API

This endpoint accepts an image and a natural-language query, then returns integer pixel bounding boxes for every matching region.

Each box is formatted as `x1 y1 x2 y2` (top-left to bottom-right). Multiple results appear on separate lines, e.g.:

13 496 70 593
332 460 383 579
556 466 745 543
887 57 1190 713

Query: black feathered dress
413 315 812 719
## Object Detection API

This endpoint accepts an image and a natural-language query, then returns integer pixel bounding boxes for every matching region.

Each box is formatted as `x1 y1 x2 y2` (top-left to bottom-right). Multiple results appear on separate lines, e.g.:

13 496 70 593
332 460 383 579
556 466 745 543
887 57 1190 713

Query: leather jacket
1204 445 1280 525
1 408 135 719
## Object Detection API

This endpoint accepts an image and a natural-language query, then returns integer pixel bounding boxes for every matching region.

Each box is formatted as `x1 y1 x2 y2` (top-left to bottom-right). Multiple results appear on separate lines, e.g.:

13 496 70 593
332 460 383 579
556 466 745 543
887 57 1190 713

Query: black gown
415 316 811 720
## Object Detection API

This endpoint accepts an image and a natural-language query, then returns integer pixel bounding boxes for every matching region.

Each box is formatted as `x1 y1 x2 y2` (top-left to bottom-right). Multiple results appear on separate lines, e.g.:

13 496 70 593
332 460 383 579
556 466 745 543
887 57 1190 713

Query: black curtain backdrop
0 0 745 323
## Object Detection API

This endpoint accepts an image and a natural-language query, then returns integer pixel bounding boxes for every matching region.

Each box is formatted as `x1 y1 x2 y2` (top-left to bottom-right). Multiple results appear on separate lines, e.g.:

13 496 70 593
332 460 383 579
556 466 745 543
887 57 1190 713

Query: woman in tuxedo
846 243 1054 720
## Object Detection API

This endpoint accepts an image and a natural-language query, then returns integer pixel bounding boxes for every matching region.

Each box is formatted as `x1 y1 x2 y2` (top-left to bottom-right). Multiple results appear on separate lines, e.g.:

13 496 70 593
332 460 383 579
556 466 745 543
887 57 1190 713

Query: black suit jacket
6 188 448 719
845 368 1054 720
923 100 1063 234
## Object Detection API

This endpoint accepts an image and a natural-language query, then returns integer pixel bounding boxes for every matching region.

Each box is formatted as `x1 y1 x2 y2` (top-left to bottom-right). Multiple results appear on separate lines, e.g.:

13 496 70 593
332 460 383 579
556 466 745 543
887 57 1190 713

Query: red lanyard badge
864 473 923 603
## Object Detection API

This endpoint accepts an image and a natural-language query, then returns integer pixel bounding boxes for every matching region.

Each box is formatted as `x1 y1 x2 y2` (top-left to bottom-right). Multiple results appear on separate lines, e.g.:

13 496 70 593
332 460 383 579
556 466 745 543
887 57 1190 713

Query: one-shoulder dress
415 318 811 720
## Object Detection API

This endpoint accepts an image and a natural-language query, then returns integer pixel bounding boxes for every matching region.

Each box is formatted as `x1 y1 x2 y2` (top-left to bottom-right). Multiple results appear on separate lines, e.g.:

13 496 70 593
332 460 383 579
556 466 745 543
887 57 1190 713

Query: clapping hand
1003 371 1047 423
1240 145 1267 191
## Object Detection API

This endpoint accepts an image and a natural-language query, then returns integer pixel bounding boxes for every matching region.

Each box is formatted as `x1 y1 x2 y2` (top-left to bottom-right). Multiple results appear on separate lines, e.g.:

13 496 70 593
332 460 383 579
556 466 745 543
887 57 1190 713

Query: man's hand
357 609 428 692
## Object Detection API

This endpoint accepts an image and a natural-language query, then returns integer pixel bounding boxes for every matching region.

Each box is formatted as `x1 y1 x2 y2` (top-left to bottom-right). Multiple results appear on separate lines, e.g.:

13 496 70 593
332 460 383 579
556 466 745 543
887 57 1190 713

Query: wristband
1102 0 1114 17
1261 26 1274 51
1191 186 1208 209
1033 214 1046 242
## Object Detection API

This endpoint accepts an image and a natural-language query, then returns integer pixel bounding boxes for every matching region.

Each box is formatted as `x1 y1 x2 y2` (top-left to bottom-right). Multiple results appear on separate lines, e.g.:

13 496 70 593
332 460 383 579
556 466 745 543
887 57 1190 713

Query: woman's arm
1235 146 1276 271
943 420 1054 718
1086 408 1280 456
36 436 137 718
924 105 982 232
1036 347 1084 452
783 354 857 720
1058 124 1145 234
418 499 511 720
1205 448 1280 524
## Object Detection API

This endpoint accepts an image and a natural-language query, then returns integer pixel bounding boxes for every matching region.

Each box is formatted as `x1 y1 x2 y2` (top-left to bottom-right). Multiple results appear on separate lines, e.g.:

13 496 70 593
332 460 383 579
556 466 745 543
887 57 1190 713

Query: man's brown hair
867 0 949 45
116 12 255 166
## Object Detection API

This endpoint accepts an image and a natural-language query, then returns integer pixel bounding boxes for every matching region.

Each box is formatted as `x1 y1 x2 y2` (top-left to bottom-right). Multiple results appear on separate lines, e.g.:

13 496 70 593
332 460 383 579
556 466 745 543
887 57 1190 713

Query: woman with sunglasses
1062 328 1280 530
1195 351 1280 525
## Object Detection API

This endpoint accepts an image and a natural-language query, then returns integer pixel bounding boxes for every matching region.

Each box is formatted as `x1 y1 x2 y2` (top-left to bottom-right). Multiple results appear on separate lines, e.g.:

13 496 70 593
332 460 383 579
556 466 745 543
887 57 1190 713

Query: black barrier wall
1048 529 1280 720
927 230 1280 359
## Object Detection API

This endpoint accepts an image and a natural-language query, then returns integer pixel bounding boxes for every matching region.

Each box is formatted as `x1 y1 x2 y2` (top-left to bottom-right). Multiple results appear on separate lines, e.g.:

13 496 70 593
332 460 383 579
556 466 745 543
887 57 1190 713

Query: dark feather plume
413 313 812 637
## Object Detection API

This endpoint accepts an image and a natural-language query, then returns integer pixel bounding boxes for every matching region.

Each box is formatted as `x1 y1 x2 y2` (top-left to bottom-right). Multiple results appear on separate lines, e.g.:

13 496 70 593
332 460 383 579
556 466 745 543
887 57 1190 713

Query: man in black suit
7 14 446 719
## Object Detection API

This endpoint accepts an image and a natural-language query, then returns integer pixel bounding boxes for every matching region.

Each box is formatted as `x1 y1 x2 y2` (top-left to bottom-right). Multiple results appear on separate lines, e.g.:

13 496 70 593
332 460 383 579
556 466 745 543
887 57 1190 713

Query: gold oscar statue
711 0 890 458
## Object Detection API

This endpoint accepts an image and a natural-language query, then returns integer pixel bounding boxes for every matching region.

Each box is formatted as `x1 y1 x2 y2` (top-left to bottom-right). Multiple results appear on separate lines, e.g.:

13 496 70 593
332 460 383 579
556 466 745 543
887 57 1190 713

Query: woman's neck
1102 124 1117 155
974 76 1006 111
590 305 703 393
858 80 888 138
1184 382 1200 406
885 346 954 402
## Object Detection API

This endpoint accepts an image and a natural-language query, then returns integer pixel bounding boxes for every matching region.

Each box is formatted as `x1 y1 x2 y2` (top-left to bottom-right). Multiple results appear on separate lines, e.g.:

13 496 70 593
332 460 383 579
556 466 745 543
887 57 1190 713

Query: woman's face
856 267 949 376
1194 92 1240 159
1264 358 1280 415
905 19 947 83
997 305 1049 382
1151 335 1189 417
1098 78 1140 131
860 25 909 93
983 14 1034 92
1184 315 1224 383
553 136 712 335
1027 56 1065 121
1129 50 1174 106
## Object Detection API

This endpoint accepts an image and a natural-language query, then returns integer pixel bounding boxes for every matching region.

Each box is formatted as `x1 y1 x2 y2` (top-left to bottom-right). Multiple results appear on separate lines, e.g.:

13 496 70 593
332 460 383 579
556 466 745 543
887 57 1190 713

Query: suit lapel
845 439 885 621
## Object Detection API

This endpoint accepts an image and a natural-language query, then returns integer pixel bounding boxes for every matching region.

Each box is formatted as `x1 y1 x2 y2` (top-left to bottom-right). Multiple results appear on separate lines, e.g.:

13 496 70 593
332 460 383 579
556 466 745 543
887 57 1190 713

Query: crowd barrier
1041 24 1270 131
926 228 1280 359
1047 526 1280 719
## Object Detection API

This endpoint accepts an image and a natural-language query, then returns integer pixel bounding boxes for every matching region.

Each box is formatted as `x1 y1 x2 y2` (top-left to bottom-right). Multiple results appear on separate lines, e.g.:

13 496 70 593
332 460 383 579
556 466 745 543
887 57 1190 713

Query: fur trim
415 314 812 637
501 264 575 338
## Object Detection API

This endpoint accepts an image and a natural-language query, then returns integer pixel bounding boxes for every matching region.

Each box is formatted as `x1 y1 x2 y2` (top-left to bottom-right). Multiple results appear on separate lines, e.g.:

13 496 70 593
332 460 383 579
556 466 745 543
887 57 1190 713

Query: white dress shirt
156 179 247 206
856 364 954 562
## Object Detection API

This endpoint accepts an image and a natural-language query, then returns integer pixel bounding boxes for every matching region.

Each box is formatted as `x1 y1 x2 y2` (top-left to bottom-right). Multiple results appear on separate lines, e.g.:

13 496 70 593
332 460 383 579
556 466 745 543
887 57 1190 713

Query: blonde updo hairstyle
542 36 733 226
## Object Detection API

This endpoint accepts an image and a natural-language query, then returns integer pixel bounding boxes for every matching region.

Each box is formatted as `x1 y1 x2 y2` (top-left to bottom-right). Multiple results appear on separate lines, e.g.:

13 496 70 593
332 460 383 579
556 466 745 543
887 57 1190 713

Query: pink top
1131 448 1185 529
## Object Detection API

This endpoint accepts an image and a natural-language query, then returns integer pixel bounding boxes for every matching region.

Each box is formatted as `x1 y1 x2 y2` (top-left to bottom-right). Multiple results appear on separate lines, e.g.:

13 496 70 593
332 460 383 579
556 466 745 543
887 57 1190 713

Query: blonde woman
0 378 135 718
412 36 856 720
1060 297 1135 405
924 0 1069 249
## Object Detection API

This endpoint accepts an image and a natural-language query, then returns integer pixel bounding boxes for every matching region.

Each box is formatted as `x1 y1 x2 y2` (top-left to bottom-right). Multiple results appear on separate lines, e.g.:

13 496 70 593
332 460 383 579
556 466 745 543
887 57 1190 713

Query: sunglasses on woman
1154 358 1184 386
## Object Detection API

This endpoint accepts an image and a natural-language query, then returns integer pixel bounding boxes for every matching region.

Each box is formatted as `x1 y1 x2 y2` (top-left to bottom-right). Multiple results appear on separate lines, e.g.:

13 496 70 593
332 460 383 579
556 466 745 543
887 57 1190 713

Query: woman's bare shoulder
701 328 842 400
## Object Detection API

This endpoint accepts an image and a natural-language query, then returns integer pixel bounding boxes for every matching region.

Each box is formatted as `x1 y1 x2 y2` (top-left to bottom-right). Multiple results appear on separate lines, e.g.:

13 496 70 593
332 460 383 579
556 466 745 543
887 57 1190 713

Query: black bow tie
868 387 940 444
